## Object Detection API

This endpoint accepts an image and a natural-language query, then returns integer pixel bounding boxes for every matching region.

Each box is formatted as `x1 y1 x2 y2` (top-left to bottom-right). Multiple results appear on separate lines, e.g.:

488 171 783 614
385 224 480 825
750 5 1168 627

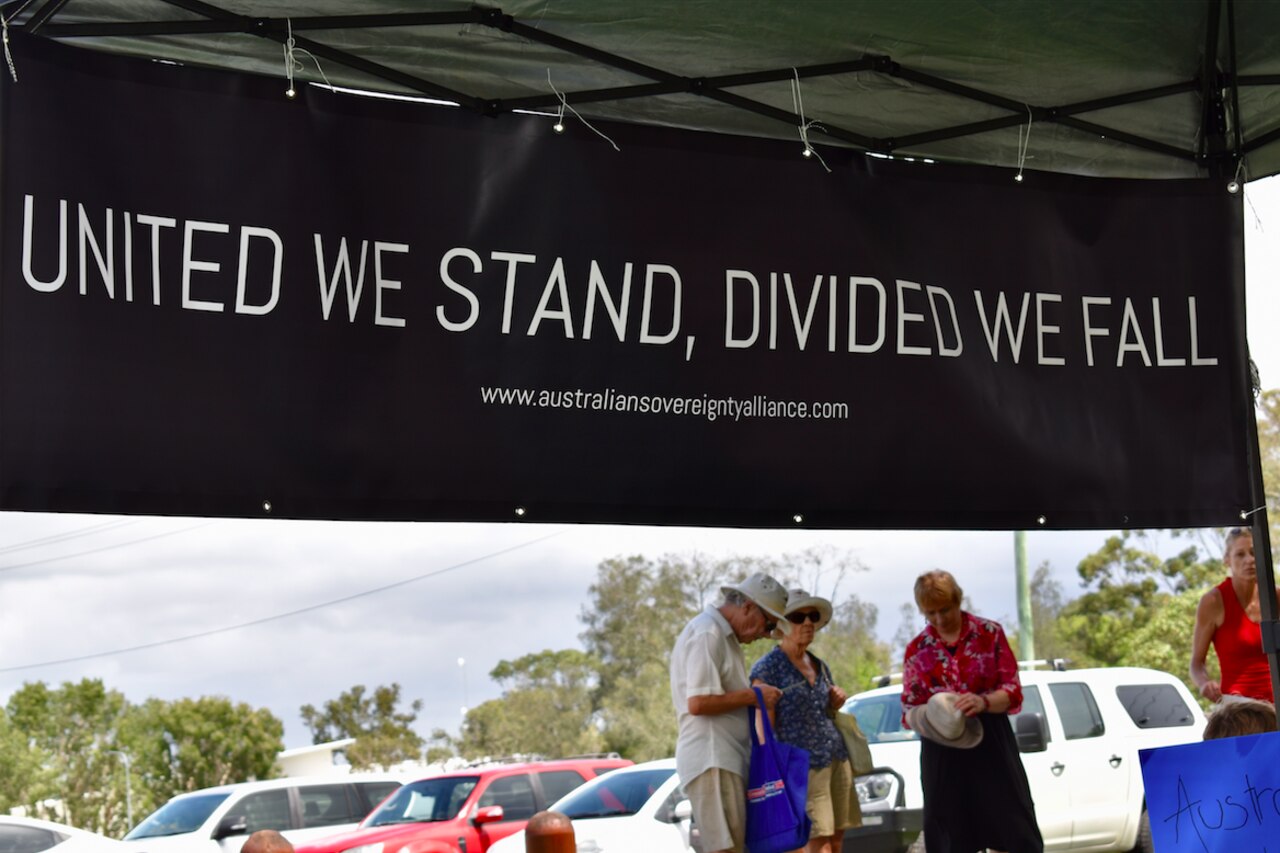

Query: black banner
0 34 1253 529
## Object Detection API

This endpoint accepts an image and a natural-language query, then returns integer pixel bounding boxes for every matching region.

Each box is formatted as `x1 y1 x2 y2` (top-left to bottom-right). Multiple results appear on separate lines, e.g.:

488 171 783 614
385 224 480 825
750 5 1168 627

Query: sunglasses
787 611 823 625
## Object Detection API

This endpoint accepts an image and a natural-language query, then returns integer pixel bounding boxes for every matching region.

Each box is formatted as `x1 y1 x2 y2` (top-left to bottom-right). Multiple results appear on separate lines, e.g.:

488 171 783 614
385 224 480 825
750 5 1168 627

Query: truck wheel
1130 807 1153 853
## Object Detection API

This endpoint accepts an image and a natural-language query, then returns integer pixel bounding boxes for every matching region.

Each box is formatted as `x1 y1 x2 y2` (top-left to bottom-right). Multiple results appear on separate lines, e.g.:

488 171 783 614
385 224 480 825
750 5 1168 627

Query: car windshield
364 777 479 826
552 768 675 819
124 792 232 839
843 694 919 744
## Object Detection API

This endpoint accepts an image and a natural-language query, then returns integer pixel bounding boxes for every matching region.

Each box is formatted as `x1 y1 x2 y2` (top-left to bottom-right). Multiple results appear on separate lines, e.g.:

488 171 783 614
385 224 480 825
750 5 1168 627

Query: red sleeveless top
1213 577 1275 702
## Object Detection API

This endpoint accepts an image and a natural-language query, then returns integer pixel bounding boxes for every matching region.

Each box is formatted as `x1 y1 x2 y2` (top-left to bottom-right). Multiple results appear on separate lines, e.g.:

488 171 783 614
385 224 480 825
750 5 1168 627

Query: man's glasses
787 611 823 624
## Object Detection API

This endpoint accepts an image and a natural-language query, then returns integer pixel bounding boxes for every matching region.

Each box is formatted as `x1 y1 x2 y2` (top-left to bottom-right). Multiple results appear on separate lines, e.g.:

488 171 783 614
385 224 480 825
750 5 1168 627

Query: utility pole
1015 530 1035 661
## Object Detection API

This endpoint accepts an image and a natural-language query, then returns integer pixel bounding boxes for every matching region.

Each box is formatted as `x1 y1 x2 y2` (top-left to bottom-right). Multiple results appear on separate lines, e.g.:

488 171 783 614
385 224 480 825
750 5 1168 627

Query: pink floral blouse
901 611 1024 721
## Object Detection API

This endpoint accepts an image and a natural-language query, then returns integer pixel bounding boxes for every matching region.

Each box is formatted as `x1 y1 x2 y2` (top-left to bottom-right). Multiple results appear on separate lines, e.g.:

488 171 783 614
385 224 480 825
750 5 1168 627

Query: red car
294 757 632 853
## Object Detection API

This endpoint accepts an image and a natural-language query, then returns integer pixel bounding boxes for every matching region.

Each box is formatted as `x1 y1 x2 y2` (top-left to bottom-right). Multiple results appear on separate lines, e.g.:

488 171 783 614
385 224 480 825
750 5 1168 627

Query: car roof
848 666 1191 701
164 772 405 799
405 757 631 783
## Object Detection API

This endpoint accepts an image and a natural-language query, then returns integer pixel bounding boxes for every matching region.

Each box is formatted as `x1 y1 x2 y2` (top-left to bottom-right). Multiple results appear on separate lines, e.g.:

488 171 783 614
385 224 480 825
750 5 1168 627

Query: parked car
120 774 405 853
293 757 632 853
487 758 693 853
841 665 1207 853
0 816 127 853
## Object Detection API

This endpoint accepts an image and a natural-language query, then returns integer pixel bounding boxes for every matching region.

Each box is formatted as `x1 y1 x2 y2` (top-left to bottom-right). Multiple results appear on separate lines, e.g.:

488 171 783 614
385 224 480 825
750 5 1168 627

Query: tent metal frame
3 0 1272 177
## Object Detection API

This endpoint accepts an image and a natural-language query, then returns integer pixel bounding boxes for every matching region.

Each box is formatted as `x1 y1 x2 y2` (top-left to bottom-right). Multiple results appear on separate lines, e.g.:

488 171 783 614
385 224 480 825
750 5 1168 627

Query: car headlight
342 844 384 853
855 772 900 810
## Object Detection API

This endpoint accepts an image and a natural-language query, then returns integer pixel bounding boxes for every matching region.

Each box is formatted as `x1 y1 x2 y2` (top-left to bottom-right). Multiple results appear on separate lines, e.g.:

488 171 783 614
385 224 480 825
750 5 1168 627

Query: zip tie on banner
3 14 17 83
1014 105 1033 182
791 68 831 173
1239 505 1268 520
547 69 620 152
282 18 333 98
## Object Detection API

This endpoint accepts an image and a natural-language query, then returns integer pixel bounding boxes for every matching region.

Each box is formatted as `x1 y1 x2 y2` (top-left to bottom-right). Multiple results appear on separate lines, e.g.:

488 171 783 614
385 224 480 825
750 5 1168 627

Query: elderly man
670 572 787 853
241 831 294 853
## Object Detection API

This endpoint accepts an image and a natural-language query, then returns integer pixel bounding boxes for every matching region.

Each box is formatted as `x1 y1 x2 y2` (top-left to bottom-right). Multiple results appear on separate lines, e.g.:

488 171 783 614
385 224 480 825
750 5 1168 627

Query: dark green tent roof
6 0 1280 180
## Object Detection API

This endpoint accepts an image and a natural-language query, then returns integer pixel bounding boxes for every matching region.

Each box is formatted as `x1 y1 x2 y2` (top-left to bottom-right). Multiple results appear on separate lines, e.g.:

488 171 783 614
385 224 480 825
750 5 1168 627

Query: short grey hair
722 588 749 607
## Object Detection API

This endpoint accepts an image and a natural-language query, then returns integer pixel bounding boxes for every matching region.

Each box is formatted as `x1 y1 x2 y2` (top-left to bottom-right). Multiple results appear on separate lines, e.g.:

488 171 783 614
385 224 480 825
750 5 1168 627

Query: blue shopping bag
745 687 811 853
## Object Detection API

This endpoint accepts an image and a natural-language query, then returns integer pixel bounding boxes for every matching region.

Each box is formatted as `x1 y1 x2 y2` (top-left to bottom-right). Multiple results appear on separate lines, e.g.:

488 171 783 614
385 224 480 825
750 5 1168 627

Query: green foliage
580 555 704 759
126 696 284 794
1060 531 1220 666
1123 587 1214 707
1 681 282 838
1259 389 1280 559
462 547 891 762
299 683 423 769
5 679 130 833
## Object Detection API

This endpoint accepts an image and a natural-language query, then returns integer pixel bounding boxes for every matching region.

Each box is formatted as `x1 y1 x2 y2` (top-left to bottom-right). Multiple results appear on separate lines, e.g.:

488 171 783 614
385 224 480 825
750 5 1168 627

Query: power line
0 529 564 673
0 521 218 574
0 517 139 556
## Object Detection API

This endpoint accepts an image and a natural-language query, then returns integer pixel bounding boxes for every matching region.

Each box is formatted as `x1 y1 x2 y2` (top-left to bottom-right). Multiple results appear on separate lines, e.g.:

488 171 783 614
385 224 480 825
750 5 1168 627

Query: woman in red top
1191 527 1279 703
901 570 1043 853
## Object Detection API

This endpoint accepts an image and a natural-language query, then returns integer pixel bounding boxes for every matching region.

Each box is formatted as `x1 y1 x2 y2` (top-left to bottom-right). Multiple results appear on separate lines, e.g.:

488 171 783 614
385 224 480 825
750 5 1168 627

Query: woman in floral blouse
750 589 859 853
902 570 1042 853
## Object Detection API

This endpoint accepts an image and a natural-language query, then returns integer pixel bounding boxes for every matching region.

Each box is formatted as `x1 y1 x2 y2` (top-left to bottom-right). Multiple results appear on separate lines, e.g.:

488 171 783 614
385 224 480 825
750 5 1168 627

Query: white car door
1011 685 1073 851
1045 682 1132 850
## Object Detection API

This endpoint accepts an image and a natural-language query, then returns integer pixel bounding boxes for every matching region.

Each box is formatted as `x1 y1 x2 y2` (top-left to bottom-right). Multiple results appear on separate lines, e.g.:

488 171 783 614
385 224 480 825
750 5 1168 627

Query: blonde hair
914 570 962 610
1224 526 1253 560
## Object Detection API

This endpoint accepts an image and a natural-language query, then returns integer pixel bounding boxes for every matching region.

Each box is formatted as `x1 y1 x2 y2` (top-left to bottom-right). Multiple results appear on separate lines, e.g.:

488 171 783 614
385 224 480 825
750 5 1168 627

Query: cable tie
547 69 620 152
791 69 831 173
282 18 333 98
1015 105 1033 182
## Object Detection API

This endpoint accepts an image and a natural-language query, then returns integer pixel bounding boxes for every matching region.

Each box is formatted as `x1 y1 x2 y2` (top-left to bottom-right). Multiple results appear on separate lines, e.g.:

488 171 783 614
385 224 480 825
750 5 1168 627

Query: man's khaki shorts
806 758 862 837
684 767 746 853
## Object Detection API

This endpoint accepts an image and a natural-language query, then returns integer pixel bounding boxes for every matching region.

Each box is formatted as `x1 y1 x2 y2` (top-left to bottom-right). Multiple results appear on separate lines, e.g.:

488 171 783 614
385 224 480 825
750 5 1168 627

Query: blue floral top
750 645 848 769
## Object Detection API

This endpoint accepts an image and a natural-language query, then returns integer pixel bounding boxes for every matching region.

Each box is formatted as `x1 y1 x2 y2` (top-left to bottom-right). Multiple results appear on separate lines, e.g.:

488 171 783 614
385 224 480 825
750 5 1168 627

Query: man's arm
689 683 781 716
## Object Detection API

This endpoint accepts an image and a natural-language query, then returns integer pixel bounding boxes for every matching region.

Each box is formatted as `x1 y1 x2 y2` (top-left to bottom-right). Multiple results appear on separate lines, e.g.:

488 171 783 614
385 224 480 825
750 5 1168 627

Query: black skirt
920 712 1044 853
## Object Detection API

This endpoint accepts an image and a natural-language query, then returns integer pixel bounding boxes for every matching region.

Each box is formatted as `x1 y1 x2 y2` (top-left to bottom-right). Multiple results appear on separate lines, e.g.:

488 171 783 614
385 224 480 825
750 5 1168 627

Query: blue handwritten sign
1140 732 1280 852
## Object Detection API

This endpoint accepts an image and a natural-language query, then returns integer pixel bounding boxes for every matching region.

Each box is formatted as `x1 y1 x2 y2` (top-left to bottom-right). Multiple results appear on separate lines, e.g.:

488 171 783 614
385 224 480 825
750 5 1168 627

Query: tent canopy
6 0 1280 182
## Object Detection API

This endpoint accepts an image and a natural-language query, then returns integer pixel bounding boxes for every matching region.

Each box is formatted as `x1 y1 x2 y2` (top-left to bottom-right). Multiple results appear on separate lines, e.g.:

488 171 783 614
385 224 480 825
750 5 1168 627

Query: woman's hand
953 692 987 717
1199 679 1223 703
828 685 848 710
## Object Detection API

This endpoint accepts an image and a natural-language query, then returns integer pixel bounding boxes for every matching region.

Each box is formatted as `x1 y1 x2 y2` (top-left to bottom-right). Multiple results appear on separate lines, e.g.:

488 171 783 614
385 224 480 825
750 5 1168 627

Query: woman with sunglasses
750 588 859 853
1191 526 1278 703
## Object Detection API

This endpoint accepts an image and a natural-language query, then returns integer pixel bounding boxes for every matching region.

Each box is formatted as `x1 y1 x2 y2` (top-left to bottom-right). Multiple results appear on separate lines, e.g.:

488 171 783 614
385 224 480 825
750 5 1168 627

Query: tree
300 684 423 769
579 555 703 759
1258 389 1280 557
5 679 130 834
123 696 284 799
812 594 892 695
1059 531 1219 666
458 650 602 759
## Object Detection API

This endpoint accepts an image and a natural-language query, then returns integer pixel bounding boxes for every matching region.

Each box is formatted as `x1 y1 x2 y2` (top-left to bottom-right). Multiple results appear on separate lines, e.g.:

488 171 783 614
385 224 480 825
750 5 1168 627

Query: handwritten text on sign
1140 732 1280 852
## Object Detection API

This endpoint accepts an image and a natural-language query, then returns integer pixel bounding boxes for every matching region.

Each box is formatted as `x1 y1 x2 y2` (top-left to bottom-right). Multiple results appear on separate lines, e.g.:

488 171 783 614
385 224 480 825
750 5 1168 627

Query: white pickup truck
840 666 1207 853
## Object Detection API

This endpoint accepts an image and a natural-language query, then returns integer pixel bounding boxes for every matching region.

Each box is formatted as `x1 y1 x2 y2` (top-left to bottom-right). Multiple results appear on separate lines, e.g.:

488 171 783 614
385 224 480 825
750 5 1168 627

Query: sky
1 176 1278 756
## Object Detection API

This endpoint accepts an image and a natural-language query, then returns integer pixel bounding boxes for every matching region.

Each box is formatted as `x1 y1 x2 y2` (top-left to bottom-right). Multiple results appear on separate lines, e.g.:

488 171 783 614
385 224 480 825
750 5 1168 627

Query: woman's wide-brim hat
905 692 984 749
784 588 833 630
720 573 788 621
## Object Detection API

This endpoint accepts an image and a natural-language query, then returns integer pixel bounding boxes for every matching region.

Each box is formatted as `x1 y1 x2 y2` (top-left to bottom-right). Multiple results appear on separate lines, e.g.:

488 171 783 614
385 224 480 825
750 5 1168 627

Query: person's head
1224 527 1256 582
915 569 964 636
780 588 833 647
719 573 787 643
241 831 294 853
1203 698 1277 739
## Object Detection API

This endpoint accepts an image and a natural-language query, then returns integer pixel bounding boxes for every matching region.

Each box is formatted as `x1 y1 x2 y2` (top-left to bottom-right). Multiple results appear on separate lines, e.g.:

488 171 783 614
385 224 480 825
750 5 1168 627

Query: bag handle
750 686 778 747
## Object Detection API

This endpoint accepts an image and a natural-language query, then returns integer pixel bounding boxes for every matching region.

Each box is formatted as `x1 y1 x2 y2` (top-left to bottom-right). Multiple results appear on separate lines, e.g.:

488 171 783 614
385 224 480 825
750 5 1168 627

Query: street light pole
108 750 133 830
457 657 469 717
